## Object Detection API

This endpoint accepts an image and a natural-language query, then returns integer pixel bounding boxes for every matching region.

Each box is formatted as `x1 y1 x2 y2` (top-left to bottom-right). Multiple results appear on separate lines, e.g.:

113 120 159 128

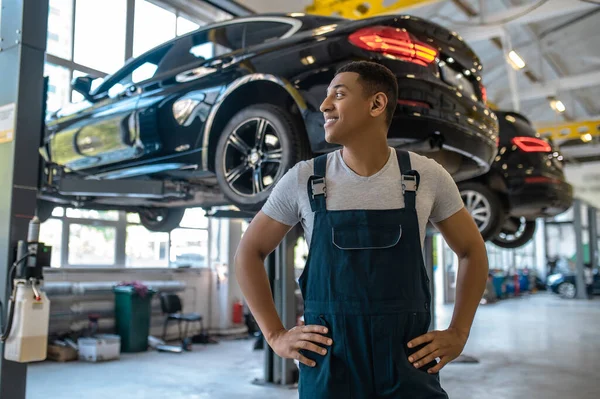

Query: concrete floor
27 293 600 399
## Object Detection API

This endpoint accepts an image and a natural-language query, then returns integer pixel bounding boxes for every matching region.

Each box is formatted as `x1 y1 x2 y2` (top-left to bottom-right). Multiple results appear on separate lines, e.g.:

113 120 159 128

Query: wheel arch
201 74 309 172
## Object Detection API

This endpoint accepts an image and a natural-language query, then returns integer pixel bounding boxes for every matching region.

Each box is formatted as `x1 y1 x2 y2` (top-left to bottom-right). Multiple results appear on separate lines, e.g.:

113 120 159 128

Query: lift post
0 0 49 397
259 226 300 387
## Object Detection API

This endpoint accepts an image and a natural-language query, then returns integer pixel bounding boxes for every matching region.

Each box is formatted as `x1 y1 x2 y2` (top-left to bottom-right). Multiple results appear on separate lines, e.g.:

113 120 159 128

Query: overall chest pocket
332 225 402 251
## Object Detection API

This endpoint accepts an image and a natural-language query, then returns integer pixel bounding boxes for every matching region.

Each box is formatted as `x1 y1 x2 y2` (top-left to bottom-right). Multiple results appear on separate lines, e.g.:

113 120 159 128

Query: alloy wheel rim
496 217 527 243
222 117 283 198
461 190 492 232
559 282 576 298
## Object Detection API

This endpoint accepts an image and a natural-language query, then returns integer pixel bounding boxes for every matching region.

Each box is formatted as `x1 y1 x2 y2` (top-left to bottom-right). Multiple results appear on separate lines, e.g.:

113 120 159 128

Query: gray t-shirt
262 148 464 248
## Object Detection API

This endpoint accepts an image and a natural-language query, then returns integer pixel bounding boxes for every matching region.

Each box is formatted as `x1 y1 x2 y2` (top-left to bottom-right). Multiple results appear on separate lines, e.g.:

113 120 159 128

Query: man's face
319 72 373 145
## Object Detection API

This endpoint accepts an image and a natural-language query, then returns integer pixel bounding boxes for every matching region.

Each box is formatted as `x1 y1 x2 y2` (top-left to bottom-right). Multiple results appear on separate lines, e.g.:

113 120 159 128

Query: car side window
243 21 293 47
210 22 246 55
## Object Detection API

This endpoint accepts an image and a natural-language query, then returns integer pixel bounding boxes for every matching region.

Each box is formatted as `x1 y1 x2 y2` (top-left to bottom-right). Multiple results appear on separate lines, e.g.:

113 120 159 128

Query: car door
47 47 172 171
133 22 248 161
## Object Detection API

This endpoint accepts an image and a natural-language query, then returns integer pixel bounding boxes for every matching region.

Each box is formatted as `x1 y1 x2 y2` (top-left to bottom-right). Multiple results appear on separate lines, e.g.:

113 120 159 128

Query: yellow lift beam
535 119 600 143
305 0 442 19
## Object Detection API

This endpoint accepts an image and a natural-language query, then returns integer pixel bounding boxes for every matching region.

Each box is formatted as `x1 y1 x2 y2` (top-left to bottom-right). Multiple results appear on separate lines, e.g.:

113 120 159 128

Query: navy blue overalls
298 149 449 399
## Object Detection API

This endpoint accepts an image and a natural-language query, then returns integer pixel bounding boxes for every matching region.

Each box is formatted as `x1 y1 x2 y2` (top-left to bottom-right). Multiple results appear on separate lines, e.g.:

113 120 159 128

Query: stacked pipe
42 280 186 336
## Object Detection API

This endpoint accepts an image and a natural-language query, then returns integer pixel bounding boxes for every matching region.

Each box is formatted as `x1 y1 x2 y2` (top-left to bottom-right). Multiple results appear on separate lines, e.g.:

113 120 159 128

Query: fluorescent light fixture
550 99 566 113
581 133 592 142
507 50 526 70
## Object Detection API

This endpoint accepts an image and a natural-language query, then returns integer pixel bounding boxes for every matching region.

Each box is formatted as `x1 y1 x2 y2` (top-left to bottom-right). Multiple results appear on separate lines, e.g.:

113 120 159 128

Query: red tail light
511 137 552 153
525 176 563 184
480 83 488 103
397 99 430 108
349 26 437 67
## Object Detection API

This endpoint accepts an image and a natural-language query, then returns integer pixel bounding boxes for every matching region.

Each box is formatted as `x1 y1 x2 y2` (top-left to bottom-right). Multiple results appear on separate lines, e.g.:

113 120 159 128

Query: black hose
0 254 31 342
0 297 15 342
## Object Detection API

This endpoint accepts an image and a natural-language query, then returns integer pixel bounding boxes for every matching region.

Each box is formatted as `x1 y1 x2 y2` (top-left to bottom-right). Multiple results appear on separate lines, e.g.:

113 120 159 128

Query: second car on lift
459 110 573 248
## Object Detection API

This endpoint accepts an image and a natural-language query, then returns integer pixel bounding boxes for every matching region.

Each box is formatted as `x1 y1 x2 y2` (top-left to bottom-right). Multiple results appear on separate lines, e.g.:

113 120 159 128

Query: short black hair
335 61 398 126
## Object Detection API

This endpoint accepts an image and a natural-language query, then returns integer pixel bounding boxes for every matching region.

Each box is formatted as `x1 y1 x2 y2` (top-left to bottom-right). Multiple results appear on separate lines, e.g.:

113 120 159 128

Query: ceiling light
550 99 566 113
507 50 526 70
581 133 593 142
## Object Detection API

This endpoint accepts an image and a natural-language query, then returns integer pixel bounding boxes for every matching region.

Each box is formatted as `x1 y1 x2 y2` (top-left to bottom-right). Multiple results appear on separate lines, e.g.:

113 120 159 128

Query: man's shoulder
407 151 446 174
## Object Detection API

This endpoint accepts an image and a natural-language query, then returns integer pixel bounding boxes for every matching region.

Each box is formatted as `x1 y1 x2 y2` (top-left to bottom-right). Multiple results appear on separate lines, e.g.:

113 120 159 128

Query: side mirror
72 76 95 102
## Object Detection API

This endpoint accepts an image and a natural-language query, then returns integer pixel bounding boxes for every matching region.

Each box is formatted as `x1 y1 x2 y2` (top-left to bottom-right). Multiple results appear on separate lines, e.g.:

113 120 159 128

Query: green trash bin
113 285 156 353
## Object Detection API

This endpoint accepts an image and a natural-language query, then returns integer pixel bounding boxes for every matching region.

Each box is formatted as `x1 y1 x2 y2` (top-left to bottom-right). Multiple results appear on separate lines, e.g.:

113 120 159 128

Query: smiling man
235 61 489 398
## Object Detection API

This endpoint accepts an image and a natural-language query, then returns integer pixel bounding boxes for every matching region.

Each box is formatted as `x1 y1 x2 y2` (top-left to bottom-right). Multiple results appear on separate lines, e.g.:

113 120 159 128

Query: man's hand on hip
268 325 333 367
406 327 469 373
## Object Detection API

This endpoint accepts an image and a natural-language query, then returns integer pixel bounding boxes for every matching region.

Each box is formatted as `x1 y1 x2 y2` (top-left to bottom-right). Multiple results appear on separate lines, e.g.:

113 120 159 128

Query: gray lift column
573 200 588 299
0 0 49 397
260 226 300 387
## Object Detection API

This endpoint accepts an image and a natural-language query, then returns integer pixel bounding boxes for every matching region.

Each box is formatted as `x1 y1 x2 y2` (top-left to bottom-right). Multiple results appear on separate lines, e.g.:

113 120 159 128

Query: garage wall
43 265 247 341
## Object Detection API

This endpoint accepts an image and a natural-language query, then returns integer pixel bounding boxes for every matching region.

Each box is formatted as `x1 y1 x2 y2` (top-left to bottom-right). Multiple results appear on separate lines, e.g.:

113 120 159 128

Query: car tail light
525 176 563 184
511 137 552 153
480 83 488 103
349 26 437 67
397 99 430 108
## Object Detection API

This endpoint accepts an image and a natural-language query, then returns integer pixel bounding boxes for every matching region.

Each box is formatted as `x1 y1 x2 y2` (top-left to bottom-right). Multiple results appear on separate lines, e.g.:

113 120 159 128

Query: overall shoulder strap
395 149 420 211
307 153 328 212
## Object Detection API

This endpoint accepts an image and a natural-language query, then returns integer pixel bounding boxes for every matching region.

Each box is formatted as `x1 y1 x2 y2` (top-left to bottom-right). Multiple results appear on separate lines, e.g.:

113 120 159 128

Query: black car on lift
459 110 573 248
39 13 498 232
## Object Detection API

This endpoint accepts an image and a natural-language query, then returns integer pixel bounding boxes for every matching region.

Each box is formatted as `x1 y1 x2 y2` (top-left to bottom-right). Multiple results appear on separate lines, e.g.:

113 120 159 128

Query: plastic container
78 334 121 362
4 283 50 363
113 285 155 353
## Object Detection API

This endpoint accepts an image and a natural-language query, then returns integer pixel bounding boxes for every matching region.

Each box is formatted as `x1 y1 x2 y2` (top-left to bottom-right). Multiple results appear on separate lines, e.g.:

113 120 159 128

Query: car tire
36 200 55 223
458 182 505 242
557 281 576 299
491 217 536 249
215 104 310 211
138 207 185 232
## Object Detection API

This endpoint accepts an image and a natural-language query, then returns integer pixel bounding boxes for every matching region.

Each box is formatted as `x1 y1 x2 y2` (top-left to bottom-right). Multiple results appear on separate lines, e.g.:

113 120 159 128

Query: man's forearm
449 247 489 335
234 249 285 344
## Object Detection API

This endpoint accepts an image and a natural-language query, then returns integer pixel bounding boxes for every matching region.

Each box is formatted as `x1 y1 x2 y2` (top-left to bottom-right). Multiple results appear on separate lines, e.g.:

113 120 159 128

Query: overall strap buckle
311 177 327 198
401 174 418 194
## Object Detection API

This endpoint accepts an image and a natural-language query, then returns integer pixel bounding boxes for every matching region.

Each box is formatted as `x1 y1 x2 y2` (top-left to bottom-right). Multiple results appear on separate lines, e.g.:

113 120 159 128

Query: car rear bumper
387 77 498 182
507 178 573 218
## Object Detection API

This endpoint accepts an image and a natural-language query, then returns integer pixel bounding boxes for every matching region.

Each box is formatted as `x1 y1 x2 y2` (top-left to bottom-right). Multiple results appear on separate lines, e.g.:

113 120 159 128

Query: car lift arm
305 0 442 19
536 119 600 143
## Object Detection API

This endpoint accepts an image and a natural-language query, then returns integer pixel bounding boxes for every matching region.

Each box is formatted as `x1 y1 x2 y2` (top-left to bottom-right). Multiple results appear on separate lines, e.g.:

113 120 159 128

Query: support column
260 227 300 386
573 200 587 299
0 1 49 397
588 207 598 268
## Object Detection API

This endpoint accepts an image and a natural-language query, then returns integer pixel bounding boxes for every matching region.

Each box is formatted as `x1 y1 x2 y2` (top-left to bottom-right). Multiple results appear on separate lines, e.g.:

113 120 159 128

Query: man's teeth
326 118 338 122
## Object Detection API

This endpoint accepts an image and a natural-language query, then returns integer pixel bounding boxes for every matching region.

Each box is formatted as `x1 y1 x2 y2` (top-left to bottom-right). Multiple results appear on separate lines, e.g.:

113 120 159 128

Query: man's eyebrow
326 84 349 93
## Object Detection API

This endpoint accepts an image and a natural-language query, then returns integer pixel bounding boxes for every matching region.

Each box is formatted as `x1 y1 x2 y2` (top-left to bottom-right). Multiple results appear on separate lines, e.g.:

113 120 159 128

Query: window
133 0 176 57
47 0 73 60
212 23 245 53
44 63 71 113
243 21 293 47
170 228 208 268
39 219 63 268
74 0 127 74
68 224 116 265
177 16 200 36
95 45 171 98
126 226 169 267
180 208 209 229
66 208 119 221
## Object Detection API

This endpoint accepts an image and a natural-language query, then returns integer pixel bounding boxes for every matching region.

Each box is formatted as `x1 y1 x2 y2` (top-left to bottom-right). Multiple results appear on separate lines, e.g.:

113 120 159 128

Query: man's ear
370 92 388 118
